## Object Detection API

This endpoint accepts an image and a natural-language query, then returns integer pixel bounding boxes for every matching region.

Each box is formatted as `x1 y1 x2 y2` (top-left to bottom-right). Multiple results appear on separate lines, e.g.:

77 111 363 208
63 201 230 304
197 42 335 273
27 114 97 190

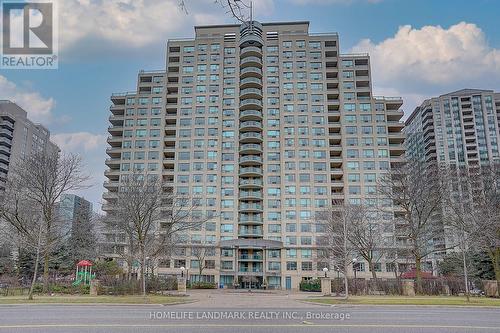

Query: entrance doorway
285 276 292 290
239 276 263 289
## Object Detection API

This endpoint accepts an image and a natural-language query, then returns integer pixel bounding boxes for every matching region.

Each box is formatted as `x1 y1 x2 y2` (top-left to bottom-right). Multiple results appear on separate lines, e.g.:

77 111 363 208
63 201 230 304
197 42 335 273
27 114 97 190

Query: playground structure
72 260 96 286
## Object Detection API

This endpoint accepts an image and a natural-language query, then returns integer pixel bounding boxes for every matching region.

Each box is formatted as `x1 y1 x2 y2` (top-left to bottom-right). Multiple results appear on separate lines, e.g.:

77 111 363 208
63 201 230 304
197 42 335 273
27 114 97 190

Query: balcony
240 46 262 58
239 191 263 200
239 203 263 212
102 192 118 200
240 88 262 99
239 110 262 121
240 67 263 78
239 34 264 47
239 167 262 177
388 132 406 141
105 158 120 166
0 146 11 155
0 137 12 146
240 98 263 110
239 121 262 131
240 77 262 89
240 56 262 68
239 155 263 166
238 227 263 237
239 143 262 154
239 132 262 143
331 180 344 188
108 114 124 123
238 268 263 273
104 169 120 177
239 178 263 188
239 254 263 261
107 126 124 135
387 121 405 131
238 217 264 225
107 136 123 147
103 181 119 190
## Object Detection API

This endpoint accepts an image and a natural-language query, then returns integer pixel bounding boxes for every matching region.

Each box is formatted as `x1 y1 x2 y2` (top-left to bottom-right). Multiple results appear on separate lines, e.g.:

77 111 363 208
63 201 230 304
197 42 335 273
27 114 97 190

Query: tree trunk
42 209 52 294
460 239 470 302
369 260 378 293
369 260 378 280
489 248 500 297
140 244 146 297
343 261 349 300
28 223 44 301
415 256 422 295
43 251 49 293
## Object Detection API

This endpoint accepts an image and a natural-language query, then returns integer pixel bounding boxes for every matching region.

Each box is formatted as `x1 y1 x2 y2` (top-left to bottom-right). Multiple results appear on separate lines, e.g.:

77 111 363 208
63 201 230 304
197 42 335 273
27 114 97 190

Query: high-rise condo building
405 89 500 258
102 21 405 290
57 194 93 237
405 89 500 166
0 100 59 191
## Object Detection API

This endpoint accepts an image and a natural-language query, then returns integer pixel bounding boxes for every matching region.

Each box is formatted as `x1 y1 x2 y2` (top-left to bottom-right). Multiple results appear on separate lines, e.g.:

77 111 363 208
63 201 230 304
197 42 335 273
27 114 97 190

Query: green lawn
306 296 500 306
0 295 189 305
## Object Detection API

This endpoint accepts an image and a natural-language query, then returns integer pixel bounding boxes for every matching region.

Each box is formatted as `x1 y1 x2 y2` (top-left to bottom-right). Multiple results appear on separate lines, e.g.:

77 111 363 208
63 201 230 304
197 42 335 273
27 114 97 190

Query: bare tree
5 151 88 293
377 159 445 294
317 202 364 299
347 208 391 281
0 183 44 300
443 163 500 297
318 203 389 283
474 163 500 294
191 245 215 279
107 172 210 296
442 166 475 301
179 0 254 22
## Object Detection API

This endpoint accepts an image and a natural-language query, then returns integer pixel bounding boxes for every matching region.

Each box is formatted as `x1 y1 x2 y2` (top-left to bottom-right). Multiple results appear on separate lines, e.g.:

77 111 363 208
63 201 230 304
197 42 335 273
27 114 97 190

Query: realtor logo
1 0 58 69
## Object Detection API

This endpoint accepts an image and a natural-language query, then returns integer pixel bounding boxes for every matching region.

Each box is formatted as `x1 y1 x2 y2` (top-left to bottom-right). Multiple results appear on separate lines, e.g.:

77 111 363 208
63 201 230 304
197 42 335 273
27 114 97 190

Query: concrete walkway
177 289 323 308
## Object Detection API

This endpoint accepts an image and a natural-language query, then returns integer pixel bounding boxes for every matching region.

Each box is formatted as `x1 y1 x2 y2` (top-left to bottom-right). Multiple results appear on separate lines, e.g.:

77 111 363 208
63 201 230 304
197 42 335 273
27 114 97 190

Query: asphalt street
1 303 499 333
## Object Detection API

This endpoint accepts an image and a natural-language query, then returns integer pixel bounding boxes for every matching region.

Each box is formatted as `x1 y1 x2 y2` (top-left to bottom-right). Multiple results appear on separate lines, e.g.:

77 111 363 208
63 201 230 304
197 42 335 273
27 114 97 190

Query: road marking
0 324 499 330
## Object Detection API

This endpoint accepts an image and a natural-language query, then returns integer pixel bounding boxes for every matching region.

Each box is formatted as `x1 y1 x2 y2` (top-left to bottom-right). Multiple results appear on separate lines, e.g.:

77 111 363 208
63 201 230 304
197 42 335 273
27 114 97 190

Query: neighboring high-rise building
0 100 59 191
57 194 93 237
102 21 405 289
405 89 500 165
404 89 500 262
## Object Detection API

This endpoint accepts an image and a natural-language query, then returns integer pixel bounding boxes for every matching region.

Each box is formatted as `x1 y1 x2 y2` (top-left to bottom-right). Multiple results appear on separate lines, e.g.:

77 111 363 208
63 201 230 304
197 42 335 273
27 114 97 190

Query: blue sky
1 0 500 210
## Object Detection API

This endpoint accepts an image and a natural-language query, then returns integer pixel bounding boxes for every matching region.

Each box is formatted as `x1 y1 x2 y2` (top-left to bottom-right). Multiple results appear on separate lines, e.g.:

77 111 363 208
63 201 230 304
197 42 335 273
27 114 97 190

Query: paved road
0 292 499 333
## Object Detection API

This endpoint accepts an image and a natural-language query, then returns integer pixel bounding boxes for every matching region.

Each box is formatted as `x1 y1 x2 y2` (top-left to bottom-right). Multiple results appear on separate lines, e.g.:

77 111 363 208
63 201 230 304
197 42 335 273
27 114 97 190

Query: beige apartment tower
103 21 405 290
0 100 59 191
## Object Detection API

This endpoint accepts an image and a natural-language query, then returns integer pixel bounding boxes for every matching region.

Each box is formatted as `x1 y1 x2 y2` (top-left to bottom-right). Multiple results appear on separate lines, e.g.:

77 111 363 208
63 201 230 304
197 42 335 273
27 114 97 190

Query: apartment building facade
0 100 59 191
103 21 405 290
404 89 500 259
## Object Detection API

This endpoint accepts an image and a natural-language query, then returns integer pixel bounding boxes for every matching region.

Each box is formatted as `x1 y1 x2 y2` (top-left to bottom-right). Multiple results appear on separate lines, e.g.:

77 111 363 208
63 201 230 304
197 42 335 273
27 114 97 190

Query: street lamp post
352 258 357 295
323 267 329 278
180 266 185 278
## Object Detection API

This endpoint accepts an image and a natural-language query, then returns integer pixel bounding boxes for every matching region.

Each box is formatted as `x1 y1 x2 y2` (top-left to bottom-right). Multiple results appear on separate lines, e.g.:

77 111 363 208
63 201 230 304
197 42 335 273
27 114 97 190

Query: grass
0 294 189 305
305 295 500 306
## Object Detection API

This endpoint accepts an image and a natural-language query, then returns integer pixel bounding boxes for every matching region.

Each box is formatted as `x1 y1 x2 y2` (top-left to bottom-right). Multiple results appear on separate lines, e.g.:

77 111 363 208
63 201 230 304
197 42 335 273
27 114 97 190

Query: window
301 262 312 271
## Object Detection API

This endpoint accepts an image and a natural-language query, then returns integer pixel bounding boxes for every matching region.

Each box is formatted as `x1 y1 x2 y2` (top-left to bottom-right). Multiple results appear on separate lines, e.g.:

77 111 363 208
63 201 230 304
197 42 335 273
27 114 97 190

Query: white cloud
0 75 55 123
351 22 500 113
52 131 108 212
60 0 186 50
54 0 281 54
52 132 107 152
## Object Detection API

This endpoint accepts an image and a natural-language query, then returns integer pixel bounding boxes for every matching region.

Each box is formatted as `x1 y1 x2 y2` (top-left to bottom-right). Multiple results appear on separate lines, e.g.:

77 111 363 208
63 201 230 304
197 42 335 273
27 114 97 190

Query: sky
1 0 500 211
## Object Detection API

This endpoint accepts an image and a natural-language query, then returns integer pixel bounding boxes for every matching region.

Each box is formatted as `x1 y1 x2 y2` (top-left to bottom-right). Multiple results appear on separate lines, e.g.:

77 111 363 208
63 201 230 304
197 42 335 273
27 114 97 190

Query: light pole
352 258 357 295
180 266 185 278
323 267 329 278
